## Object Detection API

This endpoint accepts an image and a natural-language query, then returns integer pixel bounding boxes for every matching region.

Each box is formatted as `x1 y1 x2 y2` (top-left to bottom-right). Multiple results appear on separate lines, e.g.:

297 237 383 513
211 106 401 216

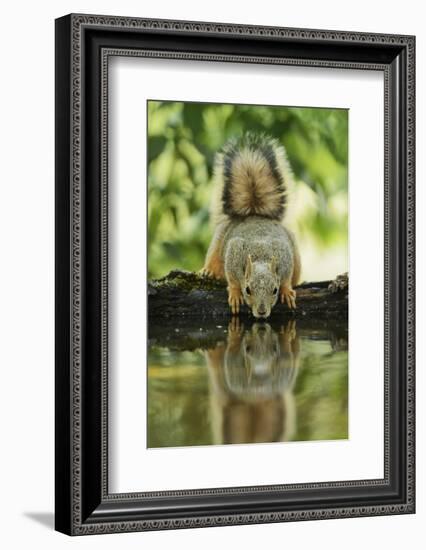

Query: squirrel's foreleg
285 228 301 287
200 222 228 279
280 278 297 310
226 273 244 315
281 232 300 309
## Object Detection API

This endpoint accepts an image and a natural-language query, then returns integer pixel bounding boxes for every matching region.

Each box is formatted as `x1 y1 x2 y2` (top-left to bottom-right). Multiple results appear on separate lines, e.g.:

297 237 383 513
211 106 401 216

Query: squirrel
205 319 299 444
201 132 301 319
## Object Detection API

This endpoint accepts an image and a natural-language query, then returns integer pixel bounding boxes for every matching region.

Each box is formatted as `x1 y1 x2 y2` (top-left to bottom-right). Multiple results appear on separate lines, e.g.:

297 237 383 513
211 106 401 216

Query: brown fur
228 149 286 218
202 134 301 317
210 134 293 226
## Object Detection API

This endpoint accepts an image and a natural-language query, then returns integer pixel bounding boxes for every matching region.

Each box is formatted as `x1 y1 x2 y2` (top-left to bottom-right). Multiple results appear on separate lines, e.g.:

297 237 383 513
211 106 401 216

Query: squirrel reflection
205 319 300 445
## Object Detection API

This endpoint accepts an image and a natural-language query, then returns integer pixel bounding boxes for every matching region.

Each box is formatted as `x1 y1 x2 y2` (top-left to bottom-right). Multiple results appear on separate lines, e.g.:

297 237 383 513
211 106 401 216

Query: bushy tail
212 133 293 224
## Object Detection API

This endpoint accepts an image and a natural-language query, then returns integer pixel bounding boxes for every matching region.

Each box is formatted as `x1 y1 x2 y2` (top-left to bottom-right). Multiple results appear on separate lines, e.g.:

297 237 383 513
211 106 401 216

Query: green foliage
148 100 348 279
294 341 348 441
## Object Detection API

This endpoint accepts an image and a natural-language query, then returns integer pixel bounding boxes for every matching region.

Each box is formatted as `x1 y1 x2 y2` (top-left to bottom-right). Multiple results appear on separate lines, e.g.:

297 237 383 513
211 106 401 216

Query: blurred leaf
148 136 167 163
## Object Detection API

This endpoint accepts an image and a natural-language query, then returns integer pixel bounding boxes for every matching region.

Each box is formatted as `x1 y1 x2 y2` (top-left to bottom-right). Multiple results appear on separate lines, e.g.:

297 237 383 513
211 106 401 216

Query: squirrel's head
243 255 280 319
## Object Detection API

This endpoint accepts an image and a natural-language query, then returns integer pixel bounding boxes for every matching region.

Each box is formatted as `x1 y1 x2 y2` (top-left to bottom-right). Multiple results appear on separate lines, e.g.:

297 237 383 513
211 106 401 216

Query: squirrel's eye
245 286 251 295
273 287 278 295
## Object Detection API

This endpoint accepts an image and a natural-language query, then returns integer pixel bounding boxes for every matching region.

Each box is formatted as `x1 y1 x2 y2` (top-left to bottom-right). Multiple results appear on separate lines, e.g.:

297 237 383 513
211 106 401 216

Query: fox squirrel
201 133 301 318
205 319 299 444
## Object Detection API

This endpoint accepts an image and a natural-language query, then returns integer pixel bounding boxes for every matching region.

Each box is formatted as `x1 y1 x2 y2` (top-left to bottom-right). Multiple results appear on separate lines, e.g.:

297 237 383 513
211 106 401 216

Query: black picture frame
55 13 415 535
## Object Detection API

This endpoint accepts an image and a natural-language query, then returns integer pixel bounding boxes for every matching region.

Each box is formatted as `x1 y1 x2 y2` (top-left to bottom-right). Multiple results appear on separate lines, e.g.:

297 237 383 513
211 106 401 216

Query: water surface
148 319 348 448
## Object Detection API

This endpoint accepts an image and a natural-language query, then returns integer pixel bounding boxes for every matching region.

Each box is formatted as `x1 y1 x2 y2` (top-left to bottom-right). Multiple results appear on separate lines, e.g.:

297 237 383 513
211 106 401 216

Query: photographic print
56 15 414 534
147 100 349 449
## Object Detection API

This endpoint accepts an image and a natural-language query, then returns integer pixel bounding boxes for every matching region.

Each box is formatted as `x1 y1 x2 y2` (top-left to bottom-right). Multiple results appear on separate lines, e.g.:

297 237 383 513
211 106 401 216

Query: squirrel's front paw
280 285 297 309
199 267 214 278
228 286 243 315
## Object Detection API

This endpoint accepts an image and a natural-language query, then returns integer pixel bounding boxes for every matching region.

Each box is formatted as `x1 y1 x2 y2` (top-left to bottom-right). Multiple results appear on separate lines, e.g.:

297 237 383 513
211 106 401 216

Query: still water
148 319 348 448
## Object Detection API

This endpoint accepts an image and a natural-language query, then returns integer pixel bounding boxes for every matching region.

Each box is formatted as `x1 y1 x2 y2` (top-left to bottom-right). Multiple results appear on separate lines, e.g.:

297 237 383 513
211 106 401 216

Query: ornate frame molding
55 13 415 535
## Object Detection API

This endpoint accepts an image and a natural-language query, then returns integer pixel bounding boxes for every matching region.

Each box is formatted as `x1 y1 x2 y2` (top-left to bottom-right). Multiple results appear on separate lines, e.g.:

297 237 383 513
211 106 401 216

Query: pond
147 318 348 448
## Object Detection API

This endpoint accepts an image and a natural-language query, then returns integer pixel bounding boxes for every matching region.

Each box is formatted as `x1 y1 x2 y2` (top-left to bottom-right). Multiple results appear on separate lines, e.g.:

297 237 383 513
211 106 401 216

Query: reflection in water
147 320 348 448
207 320 299 445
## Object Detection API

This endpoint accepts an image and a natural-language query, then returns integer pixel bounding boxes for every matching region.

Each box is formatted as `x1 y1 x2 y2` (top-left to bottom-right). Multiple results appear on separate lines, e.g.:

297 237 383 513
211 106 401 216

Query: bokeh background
147 100 348 282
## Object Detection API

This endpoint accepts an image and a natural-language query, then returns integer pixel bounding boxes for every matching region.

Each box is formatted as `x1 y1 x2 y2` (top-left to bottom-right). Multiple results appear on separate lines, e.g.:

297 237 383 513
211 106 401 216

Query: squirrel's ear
245 254 253 279
270 256 278 275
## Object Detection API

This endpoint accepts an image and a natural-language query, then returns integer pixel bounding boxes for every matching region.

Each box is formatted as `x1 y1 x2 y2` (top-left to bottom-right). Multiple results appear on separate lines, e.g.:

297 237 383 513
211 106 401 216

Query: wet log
148 270 348 321
148 316 348 351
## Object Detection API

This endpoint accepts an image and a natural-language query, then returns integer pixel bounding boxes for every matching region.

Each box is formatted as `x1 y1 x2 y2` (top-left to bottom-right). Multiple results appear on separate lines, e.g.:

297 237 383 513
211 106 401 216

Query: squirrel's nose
258 304 267 316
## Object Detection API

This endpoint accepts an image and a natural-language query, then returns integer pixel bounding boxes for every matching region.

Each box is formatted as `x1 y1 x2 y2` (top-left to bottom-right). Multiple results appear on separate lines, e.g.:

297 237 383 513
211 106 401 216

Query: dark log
148 270 348 321
148 316 348 352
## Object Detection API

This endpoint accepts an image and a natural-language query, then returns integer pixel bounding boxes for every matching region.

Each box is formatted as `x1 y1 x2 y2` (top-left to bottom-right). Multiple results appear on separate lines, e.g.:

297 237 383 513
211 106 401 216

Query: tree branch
148 270 348 320
148 316 348 351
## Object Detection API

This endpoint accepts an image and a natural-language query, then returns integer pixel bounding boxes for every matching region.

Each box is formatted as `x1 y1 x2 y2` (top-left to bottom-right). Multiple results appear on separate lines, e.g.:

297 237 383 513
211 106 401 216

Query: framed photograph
55 14 415 535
